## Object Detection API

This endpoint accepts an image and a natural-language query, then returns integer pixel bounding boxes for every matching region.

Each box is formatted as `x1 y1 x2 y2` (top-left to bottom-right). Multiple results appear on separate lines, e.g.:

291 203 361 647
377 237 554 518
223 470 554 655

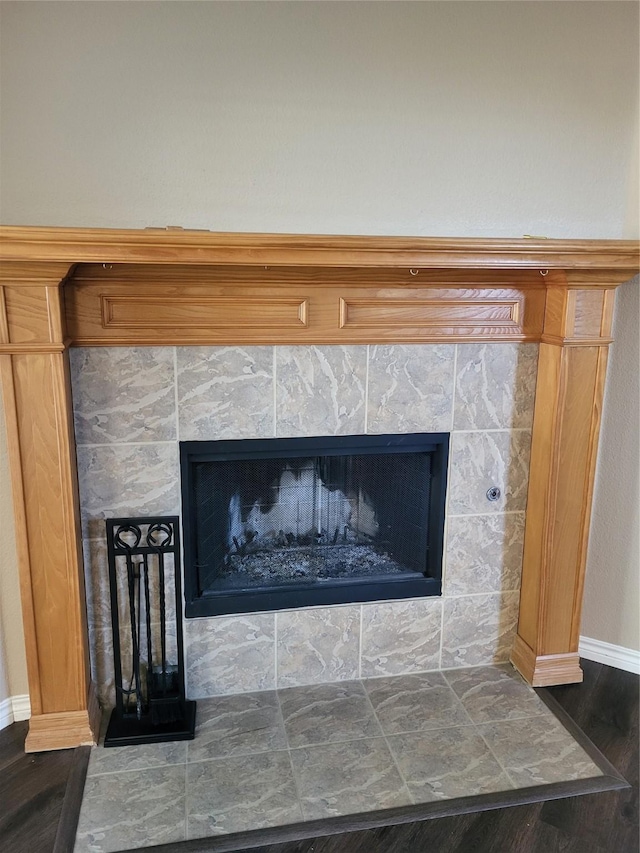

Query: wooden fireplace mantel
0 226 638 752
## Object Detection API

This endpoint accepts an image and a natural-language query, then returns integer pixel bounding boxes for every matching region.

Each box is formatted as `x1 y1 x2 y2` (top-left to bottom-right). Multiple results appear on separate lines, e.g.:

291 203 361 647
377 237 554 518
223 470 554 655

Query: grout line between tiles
273 346 277 437
274 613 278 688
183 761 188 845
457 699 518 791
360 685 415 805
462 709 555 727
438 591 446 670
442 589 522 599
446 510 526 518
319 658 512 685
286 721 478 753
358 604 363 679
450 342 459 433
274 686 307 824
440 389 458 657
364 344 370 434
185 745 289 767
451 427 531 434
85 757 188 779
173 346 180 444
77 440 178 448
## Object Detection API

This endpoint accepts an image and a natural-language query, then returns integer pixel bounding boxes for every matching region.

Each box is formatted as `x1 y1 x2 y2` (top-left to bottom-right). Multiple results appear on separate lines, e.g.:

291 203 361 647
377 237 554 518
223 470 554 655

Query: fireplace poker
142 553 153 707
125 550 143 720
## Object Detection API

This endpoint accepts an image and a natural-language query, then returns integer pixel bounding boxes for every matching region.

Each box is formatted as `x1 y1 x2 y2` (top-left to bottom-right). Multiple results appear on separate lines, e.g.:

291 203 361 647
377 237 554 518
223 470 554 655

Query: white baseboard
579 636 640 675
0 694 31 731
11 694 31 722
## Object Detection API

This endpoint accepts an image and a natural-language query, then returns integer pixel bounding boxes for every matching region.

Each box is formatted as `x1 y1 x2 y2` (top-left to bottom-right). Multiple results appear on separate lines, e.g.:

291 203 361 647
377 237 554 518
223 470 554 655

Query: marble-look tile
454 343 538 431
478 715 603 788
89 626 115 708
76 443 180 538
276 346 366 436
444 513 525 595
448 431 532 515
188 691 286 762
366 344 455 434
87 741 187 777
74 765 186 852
83 538 111 636
276 606 360 688
364 672 470 735
186 751 301 838
441 592 520 669
443 664 551 724
360 598 442 677
388 727 513 802
185 614 275 697
71 347 176 445
279 680 382 748
177 346 274 441
290 737 411 820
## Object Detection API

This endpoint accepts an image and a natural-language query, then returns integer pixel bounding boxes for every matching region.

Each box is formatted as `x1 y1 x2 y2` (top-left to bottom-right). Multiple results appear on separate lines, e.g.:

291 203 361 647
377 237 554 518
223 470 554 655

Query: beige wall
582 278 640 651
0 2 638 237
0 1 638 702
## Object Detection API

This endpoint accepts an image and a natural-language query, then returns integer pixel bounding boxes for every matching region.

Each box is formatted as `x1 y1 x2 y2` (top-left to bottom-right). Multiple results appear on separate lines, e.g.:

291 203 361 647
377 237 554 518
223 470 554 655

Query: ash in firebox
216 542 412 588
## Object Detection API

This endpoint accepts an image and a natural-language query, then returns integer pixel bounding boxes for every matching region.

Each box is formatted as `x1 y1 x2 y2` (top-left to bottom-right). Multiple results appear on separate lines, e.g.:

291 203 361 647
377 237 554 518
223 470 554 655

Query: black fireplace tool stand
104 516 195 747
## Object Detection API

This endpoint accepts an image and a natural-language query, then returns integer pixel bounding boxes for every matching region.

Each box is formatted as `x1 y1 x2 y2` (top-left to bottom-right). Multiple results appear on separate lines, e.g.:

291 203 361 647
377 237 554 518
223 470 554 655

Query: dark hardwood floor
0 721 89 853
0 659 637 853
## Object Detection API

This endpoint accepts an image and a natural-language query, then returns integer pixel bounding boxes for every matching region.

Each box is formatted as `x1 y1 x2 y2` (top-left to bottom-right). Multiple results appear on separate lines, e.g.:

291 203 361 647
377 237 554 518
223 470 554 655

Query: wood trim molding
25 683 100 753
0 227 637 751
0 259 98 752
1 225 639 270
65 270 548 346
511 636 583 687
511 270 617 684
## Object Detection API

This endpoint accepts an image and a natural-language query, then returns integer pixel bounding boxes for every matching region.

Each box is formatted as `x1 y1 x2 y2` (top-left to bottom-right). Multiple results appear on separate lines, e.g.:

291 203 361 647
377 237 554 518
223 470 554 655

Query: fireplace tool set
104 516 196 747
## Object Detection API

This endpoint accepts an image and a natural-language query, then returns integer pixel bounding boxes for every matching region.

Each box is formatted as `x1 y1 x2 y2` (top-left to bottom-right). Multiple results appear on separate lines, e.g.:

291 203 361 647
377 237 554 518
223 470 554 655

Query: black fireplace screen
181 433 448 616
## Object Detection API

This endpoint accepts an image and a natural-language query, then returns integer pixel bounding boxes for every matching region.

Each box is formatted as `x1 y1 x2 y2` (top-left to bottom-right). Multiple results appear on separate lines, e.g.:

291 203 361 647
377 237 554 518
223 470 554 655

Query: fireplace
1 226 635 751
181 433 448 615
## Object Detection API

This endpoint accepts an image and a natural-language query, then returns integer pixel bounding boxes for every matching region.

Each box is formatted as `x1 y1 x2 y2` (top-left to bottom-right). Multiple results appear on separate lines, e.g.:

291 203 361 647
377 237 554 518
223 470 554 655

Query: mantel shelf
1 226 638 271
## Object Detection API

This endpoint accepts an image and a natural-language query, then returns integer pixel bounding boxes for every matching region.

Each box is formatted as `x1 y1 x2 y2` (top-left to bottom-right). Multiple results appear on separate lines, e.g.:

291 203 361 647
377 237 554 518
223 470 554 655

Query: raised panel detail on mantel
340 296 521 329
101 294 308 329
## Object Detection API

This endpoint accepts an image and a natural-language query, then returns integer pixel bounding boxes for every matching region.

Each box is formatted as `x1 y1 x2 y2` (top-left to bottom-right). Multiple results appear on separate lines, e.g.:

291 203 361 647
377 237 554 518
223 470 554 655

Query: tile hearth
74 665 604 853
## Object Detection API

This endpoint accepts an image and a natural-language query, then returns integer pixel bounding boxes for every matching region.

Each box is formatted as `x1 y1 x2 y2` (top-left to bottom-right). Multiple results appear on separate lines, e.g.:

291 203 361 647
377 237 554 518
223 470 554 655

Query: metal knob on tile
486 487 501 502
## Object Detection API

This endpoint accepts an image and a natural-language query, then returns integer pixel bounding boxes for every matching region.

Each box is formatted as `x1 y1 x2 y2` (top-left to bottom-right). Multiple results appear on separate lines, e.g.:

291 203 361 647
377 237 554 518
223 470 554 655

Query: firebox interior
181 433 448 616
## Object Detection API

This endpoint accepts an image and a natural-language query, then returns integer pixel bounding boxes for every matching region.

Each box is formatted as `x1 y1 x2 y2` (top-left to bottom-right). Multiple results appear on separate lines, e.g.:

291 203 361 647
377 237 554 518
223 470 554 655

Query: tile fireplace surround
0 227 637 752
73 341 537 706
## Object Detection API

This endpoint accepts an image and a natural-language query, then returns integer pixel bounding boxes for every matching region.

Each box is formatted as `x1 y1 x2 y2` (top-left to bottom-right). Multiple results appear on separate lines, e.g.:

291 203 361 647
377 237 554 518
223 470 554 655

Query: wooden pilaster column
511 270 627 686
0 262 99 751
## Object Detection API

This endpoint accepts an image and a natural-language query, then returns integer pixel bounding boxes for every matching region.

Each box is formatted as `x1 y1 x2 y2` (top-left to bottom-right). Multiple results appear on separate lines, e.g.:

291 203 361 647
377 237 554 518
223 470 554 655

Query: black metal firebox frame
181 433 449 617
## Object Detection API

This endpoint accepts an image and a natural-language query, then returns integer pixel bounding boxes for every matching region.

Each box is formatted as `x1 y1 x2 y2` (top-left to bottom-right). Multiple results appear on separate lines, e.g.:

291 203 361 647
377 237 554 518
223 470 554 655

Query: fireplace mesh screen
181 433 448 615
193 453 431 593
